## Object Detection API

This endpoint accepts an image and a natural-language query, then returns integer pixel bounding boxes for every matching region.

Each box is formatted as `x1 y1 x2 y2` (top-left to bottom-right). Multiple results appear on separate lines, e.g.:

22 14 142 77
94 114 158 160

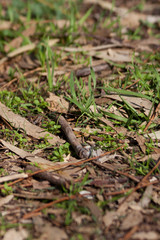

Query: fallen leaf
103 211 117 227
102 94 153 116
139 185 153 208
3 228 28 240
120 210 143 230
136 135 146 153
0 20 12 30
72 212 91 225
132 231 159 240
152 191 160 205
0 195 14 207
39 226 68 240
145 130 160 140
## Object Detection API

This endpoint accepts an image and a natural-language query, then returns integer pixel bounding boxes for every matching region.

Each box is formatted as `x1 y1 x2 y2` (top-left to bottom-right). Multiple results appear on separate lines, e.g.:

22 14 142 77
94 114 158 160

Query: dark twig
25 165 70 189
75 63 110 78
93 161 140 183
57 115 90 158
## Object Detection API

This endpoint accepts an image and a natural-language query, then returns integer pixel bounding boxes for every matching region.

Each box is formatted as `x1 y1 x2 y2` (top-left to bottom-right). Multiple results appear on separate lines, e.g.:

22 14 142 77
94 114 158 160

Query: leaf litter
0 0 160 239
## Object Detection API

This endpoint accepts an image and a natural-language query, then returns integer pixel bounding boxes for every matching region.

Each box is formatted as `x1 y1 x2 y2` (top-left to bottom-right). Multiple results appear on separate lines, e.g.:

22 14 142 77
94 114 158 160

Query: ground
0 0 160 239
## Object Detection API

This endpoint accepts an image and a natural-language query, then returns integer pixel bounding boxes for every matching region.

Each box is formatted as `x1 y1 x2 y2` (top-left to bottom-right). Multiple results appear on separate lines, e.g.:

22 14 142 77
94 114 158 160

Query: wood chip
0 173 28 184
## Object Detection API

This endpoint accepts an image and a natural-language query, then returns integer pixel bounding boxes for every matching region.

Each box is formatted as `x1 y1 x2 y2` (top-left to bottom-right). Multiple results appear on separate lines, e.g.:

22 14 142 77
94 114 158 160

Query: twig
0 145 125 190
57 115 90 158
104 179 159 197
25 165 70 189
125 79 140 89
144 102 160 132
93 161 140 183
22 194 78 220
75 63 109 78
120 225 139 240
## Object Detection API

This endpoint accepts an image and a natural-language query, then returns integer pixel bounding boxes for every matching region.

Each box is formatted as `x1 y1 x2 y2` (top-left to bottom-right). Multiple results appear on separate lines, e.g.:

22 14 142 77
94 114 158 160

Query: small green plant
37 40 56 91
48 142 70 162
57 173 91 225
145 138 155 155
126 26 142 40
66 68 99 120
0 215 33 233
70 234 85 240
69 172 91 195
0 129 28 148
96 134 120 150
0 169 8 176
0 89 48 116
129 158 160 176
41 120 61 135
1 183 13 196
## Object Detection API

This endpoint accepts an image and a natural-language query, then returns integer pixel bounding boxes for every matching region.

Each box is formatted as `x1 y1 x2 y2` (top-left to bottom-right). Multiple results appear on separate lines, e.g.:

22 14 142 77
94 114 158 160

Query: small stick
144 102 160 132
104 179 159 197
120 225 139 240
93 161 140 183
0 145 125 190
25 165 70 189
22 194 78 220
57 115 90 158
75 63 109 78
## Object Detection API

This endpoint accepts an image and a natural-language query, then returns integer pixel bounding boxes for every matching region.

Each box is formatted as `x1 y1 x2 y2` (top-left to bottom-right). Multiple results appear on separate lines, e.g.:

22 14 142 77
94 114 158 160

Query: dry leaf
136 135 146 153
39 225 68 240
120 210 143 230
3 228 28 240
152 191 160 205
145 130 160 140
0 195 14 207
103 211 117 227
139 185 153 208
132 231 159 240
0 20 12 30
104 94 153 116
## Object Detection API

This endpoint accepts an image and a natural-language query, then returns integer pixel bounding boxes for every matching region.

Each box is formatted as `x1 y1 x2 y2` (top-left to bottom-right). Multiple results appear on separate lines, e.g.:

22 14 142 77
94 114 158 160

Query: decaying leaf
120 210 143 230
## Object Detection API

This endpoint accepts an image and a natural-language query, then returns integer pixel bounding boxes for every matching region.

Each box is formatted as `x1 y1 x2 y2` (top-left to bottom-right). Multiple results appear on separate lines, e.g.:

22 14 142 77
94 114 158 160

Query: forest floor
0 0 160 239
